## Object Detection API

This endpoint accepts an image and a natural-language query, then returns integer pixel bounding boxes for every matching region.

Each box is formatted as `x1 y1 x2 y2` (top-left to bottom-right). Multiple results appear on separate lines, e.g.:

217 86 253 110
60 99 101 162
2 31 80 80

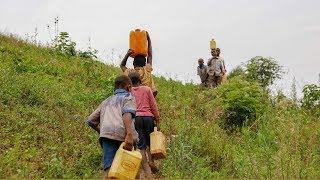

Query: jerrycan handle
120 142 134 151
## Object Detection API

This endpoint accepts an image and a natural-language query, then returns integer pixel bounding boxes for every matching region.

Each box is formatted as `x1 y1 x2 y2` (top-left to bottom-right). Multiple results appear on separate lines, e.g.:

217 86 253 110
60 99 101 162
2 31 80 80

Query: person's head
128 71 141 86
211 48 220 57
198 58 204 66
114 75 132 91
133 55 146 67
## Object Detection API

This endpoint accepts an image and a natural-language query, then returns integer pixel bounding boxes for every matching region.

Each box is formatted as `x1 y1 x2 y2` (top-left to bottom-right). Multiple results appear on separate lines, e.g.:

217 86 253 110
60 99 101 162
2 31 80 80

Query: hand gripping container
129 29 148 58
150 127 166 160
108 143 142 179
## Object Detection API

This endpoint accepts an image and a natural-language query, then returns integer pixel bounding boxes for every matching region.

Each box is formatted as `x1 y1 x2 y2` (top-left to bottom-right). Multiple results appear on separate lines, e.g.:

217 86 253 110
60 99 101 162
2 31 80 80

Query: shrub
214 77 270 131
228 65 245 79
302 84 320 116
78 47 98 59
54 32 76 56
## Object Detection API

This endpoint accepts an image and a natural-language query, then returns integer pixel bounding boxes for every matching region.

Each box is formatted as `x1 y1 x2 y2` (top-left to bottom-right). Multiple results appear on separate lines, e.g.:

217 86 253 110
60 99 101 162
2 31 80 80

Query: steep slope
1 35 319 179
0 34 197 178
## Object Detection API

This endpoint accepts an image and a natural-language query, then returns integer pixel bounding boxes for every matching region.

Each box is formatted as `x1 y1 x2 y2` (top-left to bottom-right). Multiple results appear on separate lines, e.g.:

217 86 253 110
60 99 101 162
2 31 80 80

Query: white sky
1 0 319 95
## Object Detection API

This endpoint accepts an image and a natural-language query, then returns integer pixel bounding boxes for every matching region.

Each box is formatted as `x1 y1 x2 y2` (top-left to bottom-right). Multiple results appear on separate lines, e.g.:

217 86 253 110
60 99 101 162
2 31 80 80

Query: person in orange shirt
120 32 157 97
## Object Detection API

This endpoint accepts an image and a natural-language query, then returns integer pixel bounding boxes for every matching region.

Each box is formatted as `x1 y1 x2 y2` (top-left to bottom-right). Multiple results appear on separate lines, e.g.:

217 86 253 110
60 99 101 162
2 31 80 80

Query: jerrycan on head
108 142 142 180
129 29 148 58
210 39 217 49
150 127 167 160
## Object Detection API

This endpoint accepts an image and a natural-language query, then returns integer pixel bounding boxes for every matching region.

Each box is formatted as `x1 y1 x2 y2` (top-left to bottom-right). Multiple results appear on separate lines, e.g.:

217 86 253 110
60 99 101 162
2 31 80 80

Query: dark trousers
135 116 155 150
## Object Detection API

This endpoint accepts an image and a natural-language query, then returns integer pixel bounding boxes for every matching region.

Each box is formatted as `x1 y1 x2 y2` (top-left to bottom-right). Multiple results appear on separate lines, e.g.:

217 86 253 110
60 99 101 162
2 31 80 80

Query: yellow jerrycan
210 39 216 49
108 142 142 179
221 74 228 84
150 127 167 160
129 29 148 58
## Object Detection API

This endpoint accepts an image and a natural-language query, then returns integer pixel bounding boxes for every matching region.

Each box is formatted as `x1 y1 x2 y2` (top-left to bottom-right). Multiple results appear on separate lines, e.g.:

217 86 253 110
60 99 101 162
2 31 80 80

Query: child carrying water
86 75 138 177
128 72 160 178
120 31 158 97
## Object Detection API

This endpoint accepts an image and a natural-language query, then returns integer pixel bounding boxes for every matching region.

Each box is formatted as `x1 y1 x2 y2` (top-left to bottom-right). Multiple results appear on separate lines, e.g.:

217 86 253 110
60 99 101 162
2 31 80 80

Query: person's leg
135 117 152 178
208 75 214 88
101 138 122 178
135 117 147 151
144 117 158 173
213 76 219 88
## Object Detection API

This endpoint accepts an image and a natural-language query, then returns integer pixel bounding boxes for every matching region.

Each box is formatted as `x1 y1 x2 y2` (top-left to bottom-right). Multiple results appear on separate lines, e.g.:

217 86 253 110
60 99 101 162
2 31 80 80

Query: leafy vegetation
228 56 283 88
302 84 320 116
0 34 319 179
53 31 98 59
245 56 283 87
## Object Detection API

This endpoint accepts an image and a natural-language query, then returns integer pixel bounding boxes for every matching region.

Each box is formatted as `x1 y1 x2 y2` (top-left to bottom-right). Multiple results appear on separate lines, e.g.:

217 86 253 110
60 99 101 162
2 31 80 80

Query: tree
245 56 283 88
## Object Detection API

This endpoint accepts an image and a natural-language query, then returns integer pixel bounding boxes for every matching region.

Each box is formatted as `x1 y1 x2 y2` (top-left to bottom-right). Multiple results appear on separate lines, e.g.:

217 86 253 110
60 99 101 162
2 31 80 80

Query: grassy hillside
1 34 319 178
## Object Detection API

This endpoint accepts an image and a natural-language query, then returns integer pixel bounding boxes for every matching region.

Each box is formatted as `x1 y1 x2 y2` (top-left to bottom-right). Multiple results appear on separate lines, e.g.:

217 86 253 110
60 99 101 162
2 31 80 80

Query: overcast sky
1 0 319 95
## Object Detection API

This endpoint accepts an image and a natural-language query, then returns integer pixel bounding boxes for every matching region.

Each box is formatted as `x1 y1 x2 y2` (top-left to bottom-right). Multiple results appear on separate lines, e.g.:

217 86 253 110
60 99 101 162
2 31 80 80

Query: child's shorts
134 116 155 150
100 138 122 170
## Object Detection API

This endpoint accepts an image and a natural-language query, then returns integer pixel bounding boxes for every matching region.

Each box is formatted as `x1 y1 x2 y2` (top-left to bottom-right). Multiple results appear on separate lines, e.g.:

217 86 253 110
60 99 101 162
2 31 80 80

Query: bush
228 65 245 79
302 84 320 116
54 32 76 56
214 77 270 131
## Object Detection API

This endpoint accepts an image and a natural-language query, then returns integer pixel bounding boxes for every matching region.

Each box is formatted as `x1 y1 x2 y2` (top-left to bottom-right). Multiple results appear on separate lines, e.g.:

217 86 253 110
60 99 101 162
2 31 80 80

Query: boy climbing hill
120 32 158 97
86 75 138 177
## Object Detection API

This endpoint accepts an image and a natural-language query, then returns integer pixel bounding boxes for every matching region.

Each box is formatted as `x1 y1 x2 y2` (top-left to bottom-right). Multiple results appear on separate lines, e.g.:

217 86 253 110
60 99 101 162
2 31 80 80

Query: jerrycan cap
154 127 158 132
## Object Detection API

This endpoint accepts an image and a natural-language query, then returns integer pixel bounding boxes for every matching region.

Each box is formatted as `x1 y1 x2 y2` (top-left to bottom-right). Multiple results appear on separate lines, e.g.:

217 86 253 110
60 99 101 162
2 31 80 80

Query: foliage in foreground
0 34 319 178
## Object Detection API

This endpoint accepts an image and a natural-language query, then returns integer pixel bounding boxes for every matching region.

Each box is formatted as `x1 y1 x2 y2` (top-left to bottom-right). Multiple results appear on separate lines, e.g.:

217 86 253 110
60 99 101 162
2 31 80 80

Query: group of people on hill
86 32 159 178
197 48 227 88
86 31 227 178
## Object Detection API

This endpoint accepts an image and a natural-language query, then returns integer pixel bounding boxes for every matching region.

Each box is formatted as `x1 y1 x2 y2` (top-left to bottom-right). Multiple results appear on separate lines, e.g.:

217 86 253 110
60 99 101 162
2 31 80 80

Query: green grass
1 34 319 178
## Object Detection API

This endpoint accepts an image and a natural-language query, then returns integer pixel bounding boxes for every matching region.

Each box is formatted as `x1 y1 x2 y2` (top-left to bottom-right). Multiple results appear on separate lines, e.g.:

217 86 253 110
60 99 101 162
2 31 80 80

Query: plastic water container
108 143 142 180
129 29 148 57
150 127 166 160
210 39 216 49
221 74 228 84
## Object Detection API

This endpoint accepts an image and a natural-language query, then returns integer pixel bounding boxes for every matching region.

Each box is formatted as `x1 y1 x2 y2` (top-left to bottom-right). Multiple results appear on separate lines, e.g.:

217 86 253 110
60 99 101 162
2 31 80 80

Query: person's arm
203 66 209 83
146 32 152 65
120 49 133 72
86 104 102 134
148 88 160 128
122 95 136 150
220 59 226 75
222 59 227 74
207 59 212 66
122 113 134 151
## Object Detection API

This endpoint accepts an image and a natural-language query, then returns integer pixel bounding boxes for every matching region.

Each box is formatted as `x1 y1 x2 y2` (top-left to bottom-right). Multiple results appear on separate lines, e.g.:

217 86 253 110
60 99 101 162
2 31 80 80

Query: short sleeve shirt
131 86 160 119
207 57 225 77
86 89 139 141
124 64 157 93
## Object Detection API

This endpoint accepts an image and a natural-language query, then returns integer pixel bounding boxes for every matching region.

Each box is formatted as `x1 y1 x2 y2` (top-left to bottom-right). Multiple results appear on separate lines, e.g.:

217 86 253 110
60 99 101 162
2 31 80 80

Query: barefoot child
120 32 158 97
128 72 160 177
86 75 138 177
